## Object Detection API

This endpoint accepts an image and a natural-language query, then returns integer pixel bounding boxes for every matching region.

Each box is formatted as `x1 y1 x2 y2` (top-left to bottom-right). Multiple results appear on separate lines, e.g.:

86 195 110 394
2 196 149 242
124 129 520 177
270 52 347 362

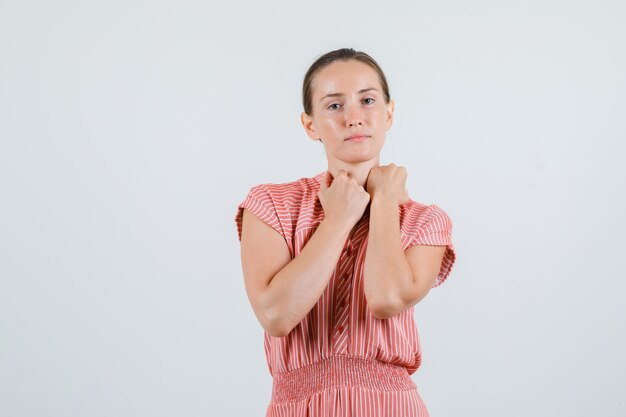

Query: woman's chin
339 152 379 163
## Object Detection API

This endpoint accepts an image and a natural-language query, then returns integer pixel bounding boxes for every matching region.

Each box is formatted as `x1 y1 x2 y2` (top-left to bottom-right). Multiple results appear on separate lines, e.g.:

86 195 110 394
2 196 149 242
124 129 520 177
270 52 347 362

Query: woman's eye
328 98 374 110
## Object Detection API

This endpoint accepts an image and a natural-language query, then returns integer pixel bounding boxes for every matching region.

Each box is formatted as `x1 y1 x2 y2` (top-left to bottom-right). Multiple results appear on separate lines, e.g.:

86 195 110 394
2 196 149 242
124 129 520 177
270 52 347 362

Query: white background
1 0 625 416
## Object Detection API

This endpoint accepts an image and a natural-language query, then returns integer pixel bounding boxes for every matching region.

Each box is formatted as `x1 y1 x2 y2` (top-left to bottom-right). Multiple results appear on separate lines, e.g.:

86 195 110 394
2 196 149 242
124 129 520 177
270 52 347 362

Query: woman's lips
346 135 368 142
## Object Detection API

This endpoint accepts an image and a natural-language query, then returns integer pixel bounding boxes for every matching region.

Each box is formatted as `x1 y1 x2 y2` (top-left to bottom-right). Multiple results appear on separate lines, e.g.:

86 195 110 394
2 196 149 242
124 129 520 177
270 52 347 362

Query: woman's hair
302 47 391 117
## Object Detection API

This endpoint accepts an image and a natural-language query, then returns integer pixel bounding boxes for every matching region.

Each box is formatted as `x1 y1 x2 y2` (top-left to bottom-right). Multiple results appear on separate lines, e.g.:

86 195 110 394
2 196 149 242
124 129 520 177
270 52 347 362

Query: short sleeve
402 204 457 288
235 184 286 243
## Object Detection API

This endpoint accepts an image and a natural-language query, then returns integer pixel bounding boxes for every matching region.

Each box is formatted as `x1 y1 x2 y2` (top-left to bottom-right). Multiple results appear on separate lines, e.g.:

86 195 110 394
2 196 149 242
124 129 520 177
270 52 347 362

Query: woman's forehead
314 62 380 99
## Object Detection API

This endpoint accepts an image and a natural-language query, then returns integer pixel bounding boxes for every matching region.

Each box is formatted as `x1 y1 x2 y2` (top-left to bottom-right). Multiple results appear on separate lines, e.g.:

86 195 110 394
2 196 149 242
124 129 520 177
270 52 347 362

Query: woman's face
301 59 394 167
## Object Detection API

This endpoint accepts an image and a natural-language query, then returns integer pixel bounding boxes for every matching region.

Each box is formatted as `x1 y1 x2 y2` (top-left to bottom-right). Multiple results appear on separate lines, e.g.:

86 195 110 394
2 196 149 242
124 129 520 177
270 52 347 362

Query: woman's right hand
318 170 370 229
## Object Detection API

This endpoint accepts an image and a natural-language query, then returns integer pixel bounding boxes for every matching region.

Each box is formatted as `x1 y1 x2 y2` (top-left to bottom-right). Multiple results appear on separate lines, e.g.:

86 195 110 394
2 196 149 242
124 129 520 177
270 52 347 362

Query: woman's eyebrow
319 87 379 102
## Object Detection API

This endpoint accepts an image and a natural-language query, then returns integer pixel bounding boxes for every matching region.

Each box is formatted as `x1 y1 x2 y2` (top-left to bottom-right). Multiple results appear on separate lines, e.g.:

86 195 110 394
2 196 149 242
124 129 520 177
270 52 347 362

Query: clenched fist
366 163 410 205
318 170 371 229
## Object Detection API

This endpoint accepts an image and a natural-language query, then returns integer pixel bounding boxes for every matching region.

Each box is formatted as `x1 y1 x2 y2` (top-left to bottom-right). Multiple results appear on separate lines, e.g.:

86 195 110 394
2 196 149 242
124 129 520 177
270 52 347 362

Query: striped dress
235 170 457 417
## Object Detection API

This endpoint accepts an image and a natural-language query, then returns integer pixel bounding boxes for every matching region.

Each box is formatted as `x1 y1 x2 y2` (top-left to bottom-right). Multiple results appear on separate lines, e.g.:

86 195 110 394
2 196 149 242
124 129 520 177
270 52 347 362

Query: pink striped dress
235 170 456 417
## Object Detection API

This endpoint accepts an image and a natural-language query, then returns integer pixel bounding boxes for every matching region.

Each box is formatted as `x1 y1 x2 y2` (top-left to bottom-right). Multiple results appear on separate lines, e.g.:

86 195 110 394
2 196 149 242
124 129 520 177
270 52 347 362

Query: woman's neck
326 164 378 191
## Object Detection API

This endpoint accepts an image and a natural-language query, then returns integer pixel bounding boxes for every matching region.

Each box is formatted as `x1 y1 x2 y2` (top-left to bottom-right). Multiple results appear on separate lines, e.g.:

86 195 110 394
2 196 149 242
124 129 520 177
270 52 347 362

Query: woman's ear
385 98 395 130
300 111 321 142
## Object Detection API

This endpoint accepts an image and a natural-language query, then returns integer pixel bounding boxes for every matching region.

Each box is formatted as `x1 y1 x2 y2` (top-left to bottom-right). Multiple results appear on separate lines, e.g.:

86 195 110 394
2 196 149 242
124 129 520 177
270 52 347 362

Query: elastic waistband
270 355 416 404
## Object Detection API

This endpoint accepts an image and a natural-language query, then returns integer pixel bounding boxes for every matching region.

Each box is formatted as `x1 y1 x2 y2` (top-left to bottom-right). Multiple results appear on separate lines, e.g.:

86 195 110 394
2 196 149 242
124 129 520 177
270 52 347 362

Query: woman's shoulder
399 198 453 231
401 197 450 216
249 171 325 202
399 198 454 239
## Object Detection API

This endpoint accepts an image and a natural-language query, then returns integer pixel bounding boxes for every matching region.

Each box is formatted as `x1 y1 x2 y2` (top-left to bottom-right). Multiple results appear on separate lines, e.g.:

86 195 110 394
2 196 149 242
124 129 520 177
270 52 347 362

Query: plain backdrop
1 0 625 416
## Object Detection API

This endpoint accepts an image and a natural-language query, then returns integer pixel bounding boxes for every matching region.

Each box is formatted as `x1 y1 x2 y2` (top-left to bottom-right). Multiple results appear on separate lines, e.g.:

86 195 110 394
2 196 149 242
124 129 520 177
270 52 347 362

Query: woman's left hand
366 163 410 205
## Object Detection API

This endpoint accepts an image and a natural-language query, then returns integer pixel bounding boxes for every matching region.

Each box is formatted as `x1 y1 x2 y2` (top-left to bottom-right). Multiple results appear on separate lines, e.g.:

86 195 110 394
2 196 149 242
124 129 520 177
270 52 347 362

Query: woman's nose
345 103 364 127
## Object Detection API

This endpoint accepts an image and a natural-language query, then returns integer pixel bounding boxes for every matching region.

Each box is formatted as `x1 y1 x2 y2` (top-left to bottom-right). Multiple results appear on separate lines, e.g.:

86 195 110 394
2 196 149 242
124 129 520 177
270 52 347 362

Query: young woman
235 47 457 417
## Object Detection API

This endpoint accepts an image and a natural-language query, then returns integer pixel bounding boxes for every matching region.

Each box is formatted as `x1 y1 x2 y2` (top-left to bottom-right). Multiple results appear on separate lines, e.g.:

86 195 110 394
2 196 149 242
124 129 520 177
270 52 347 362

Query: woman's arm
363 198 443 319
240 208 351 337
